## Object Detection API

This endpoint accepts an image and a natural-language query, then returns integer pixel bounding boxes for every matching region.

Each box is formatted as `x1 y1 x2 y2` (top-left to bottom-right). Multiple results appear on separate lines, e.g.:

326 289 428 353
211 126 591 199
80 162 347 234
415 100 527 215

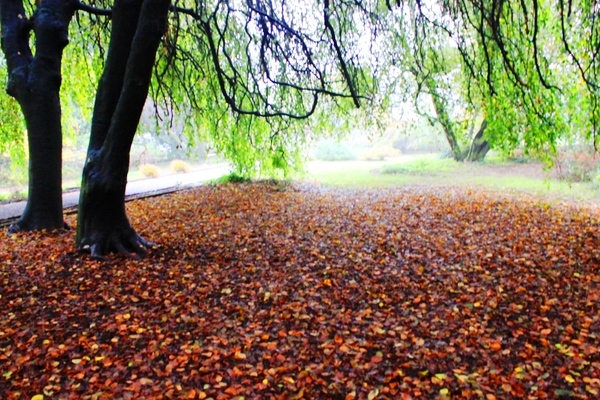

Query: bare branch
75 0 112 16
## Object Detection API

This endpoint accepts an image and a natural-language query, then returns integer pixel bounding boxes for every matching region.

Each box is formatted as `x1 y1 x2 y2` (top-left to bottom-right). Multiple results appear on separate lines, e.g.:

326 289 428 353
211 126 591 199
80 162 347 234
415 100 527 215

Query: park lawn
306 154 600 205
1 182 599 399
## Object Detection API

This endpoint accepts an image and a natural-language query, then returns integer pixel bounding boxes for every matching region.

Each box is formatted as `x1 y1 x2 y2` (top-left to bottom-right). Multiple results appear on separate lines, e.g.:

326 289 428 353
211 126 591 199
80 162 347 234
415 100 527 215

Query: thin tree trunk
0 0 74 231
423 77 465 162
77 0 170 259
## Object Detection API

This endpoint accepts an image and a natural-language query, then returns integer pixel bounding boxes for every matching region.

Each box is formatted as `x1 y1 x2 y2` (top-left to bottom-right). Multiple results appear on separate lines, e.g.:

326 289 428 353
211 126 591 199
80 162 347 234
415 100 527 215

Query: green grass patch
380 156 459 175
306 154 600 204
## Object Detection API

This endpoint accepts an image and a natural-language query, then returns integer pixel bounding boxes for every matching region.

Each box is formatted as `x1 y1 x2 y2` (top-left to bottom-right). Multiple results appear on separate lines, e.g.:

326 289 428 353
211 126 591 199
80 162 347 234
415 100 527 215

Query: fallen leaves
1 182 600 398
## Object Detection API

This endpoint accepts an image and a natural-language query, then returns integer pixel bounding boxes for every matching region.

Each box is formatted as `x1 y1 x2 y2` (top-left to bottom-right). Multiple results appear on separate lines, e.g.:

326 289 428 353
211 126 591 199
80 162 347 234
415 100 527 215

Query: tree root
78 228 155 261
8 221 70 234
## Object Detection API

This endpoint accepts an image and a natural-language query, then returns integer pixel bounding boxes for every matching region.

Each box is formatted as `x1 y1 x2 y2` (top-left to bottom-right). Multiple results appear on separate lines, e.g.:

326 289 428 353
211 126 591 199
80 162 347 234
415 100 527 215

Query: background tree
436 0 572 161
381 1 490 162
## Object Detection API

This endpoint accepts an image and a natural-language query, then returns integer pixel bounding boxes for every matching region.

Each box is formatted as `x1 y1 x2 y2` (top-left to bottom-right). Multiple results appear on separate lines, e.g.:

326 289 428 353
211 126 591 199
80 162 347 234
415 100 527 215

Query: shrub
211 173 252 185
313 140 356 161
0 156 27 187
360 145 400 161
139 164 160 178
170 159 191 174
554 149 600 183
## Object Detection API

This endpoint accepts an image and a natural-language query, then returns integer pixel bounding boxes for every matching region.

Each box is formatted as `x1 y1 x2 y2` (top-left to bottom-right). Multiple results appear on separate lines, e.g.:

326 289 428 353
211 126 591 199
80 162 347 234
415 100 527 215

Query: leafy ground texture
1 182 600 399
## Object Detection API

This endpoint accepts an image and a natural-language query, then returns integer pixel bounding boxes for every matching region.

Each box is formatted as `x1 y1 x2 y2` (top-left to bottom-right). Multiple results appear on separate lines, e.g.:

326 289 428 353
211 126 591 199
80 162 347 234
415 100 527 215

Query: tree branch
75 0 112 16
323 0 361 108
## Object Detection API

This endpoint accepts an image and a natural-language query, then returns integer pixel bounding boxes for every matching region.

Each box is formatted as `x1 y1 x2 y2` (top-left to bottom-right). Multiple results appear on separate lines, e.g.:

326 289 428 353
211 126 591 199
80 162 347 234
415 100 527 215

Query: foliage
360 145 399 161
138 164 161 179
1 183 600 398
169 159 191 174
554 148 600 183
3 0 600 186
0 156 27 187
0 59 26 178
211 172 253 184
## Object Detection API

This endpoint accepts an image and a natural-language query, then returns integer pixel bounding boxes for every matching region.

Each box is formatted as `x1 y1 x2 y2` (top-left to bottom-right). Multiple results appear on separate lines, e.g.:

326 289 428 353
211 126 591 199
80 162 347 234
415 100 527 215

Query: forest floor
1 181 599 399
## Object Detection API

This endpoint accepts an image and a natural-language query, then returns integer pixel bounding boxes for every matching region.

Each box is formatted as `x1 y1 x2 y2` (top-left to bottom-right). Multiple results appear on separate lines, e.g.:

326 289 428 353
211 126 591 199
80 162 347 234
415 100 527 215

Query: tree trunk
77 0 170 259
465 121 490 162
0 0 74 231
423 76 465 162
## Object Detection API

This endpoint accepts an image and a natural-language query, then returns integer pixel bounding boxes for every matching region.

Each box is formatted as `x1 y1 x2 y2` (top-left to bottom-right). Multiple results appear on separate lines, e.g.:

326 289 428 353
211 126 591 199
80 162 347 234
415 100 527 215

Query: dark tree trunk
465 121 490 162
77 0 170 259
0 0 75 231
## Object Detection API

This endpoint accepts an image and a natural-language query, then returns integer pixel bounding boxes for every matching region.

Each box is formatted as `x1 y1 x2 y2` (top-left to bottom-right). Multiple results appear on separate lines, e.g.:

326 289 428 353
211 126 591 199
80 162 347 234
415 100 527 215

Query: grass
306 153 600 205
379 155 459 174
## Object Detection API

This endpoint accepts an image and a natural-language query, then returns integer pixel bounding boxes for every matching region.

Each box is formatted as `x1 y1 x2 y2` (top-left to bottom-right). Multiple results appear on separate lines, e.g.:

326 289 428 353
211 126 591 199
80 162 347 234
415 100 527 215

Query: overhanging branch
75 0 112 16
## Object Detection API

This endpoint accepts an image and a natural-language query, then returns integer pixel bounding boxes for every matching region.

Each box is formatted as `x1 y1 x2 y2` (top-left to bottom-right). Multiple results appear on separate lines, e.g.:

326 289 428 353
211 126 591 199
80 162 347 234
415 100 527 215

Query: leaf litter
1 182 599 399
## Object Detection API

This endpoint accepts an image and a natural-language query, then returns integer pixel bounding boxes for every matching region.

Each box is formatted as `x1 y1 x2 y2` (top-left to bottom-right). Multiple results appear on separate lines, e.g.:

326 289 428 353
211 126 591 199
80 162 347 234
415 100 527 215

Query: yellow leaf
440 388 449 396
367 388 379 400
31 396 44 400
565 374 575 383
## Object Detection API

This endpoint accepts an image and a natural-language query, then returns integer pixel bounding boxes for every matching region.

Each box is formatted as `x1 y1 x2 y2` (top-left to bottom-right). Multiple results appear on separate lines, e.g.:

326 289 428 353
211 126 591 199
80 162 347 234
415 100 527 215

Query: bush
313 140 356 161
0 157 26 187
554 149 600 183
170 159 191 174
139 164 160 178
360 146 400 161
211 173 252 185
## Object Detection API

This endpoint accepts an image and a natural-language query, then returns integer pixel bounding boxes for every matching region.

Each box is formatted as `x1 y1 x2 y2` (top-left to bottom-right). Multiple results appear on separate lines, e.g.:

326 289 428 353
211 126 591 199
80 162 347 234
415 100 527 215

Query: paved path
0 163 229 222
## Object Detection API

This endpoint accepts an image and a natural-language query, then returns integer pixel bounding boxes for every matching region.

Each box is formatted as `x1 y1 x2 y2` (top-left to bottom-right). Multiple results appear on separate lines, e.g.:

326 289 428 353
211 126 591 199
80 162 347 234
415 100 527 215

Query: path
0 163 229 223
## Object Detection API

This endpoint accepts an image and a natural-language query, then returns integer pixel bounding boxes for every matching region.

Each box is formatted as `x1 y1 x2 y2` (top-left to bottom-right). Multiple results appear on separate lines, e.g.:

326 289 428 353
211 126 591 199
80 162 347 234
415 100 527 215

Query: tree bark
77 0 170 259
422 76 465 162
0 0 75 231
465 121 490 162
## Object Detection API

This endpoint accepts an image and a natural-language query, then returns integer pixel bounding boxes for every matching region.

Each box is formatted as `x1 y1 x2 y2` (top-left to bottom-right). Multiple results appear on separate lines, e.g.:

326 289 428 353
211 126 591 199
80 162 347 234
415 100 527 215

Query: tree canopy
4 0 600 172
1 0 600 255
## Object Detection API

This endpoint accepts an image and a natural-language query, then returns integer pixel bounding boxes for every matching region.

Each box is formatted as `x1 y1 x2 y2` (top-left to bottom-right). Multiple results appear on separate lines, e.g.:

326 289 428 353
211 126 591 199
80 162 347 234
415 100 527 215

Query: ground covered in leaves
1 183 600 399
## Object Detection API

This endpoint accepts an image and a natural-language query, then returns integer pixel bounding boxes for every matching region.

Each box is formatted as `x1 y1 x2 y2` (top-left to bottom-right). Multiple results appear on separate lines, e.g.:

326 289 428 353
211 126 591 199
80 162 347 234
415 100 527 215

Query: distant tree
386 3 490 161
